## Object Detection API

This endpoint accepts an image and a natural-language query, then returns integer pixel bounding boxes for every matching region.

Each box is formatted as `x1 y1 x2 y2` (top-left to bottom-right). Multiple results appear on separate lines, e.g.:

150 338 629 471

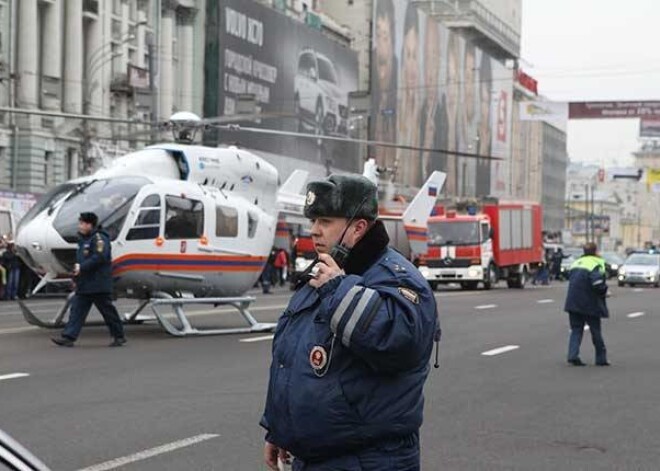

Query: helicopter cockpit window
247 212 258 239
53 177 148 243
216 206 238 238
127 194 162 241
165 196 204 239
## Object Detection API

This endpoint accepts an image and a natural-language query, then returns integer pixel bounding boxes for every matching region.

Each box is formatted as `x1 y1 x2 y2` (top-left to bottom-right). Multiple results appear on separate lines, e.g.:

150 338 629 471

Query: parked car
617 252 660 287
601 251 624 279
294 49 348 135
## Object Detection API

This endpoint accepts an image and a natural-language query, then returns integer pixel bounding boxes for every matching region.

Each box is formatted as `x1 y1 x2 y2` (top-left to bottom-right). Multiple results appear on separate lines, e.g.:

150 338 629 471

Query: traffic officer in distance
563 242 609 366
52 212 126 347
261 175 439 470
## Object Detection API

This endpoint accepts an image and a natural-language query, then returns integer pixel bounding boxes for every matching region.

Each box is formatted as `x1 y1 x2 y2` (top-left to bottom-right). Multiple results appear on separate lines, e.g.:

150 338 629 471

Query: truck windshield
428 221 480 246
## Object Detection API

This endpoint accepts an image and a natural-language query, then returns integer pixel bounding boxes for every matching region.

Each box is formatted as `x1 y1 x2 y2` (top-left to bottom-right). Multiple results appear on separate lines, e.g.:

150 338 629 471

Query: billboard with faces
371 0 513 196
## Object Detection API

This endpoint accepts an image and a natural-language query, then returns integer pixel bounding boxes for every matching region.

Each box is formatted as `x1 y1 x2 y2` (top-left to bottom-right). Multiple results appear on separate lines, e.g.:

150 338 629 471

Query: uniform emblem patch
306 191 316 206
309 345 328 371
95 237 104 253
398 287 419 304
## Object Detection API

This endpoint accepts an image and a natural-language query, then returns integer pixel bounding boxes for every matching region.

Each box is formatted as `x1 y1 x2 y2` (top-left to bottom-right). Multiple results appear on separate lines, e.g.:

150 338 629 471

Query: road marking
0 373 30 382
240 335 275 343
481 345 520 356
0 326 39 336
627 312 645 318
475 304 497 310
537 299 554 304
77 434 220 471
633 288 644 293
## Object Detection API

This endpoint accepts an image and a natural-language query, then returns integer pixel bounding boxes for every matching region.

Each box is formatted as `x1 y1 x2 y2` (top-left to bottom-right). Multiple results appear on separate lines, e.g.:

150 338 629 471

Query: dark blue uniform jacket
261 221 439 462
76 229 113 294
564 255 609 318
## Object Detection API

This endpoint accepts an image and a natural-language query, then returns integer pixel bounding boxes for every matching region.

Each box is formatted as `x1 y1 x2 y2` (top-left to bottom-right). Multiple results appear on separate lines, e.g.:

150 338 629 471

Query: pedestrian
52 212 126 347
260 248 277 294
1 240 21 301
273 248 288 286
551 248 567 280
563 242 609 366
261 174 440 471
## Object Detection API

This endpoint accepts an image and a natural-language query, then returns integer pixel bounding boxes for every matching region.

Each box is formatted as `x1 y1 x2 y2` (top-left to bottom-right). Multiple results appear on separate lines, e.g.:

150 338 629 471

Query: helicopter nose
16 214 75 275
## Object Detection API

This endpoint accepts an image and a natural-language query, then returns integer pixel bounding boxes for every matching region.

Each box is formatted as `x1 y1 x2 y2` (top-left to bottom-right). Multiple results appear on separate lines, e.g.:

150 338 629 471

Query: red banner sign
516 70 538 95
569 101 660 119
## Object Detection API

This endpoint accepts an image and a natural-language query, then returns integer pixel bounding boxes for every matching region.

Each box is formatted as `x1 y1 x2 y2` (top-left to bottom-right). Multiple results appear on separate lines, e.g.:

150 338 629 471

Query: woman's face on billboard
376 15 394 89
403 27 419 92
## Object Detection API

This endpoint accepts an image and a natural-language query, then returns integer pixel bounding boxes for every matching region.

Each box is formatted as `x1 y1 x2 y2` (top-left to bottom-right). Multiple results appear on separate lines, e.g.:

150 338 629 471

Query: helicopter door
164 195 205 246
126 194 162 241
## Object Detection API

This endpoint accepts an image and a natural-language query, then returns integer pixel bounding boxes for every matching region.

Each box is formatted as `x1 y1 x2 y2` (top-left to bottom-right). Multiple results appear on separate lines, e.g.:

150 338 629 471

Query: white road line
481 345 520 356
633 288 644 293
627 312 645 318
0 373 30 382
77 434 220 471
240 335 275 343
0 326 38 336
475 304 497 310
537 299 554 304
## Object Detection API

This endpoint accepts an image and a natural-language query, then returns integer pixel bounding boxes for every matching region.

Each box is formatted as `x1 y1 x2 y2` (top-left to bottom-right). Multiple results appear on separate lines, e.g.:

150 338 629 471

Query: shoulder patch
96 236 105 253
398 287 420 304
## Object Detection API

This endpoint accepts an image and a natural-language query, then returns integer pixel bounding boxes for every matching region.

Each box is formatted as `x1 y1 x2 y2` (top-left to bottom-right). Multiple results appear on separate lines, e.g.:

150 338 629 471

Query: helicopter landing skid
149 293 277 337
17 293 75 329
18 295 152 330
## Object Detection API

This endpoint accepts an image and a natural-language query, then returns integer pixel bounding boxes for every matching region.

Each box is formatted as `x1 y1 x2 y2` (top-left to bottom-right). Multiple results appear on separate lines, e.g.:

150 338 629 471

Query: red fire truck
420 198 543 290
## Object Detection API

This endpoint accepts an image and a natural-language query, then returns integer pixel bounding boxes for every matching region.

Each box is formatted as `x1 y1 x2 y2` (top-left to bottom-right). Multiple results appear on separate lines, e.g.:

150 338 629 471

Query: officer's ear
352 219 371 239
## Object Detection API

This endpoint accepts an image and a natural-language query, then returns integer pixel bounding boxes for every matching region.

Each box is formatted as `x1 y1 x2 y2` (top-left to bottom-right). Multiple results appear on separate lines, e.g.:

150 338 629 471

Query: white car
618 252 660 287
294 49 348 135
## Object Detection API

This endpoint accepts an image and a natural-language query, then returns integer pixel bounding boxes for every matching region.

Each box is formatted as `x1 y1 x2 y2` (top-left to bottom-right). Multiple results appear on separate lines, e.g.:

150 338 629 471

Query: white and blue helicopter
14 112 452 337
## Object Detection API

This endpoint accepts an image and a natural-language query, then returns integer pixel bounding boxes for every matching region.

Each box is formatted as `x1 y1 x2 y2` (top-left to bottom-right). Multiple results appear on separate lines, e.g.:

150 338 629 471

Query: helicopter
12 111 455 337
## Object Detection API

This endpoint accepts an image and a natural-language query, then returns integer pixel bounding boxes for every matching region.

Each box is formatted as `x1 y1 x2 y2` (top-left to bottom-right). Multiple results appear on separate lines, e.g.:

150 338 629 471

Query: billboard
640 117 660 138
519 101 568 122
569 101 660 119
204 0 360 172
370 0 513 195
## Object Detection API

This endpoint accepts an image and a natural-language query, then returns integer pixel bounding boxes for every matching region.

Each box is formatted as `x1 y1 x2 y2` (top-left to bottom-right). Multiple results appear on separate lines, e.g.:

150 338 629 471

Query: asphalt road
1 282 659 470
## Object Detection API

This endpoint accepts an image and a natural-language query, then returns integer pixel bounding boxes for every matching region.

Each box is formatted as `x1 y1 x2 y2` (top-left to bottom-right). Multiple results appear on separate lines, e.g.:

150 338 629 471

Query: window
480 223 490 242
165 196 204 239
0 210 11 237
127 194 161 240
65 148 78 180
216 205 238 237
247 212 258 238
44 151 53 188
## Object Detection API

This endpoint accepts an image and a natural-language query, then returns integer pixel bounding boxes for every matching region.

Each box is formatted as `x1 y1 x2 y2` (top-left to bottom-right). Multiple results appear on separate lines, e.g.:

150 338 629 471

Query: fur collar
345 220 390 276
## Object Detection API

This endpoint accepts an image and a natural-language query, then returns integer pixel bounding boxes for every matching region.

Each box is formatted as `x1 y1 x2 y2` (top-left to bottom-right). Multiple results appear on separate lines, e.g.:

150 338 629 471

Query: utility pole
147 32 158 144
584 184 590 244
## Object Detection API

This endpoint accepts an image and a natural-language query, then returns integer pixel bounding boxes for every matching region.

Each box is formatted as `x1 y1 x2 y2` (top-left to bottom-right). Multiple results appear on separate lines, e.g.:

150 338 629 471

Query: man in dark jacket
261 175 439 470
564 242 609 366
52 212 126 347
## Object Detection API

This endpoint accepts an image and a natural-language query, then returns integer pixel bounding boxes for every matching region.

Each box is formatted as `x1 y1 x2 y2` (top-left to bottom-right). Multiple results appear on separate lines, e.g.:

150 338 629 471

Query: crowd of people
0 235 39 301
258 247 290 294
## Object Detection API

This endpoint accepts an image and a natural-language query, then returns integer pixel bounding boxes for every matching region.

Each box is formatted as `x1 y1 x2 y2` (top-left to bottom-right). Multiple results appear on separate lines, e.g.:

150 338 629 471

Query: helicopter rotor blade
213 124 504 161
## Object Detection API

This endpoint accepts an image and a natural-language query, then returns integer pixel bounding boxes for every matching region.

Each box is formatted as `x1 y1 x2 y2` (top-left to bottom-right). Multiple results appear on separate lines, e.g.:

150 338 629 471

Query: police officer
261 175 439 470
564 242 609 366
52 212 126 347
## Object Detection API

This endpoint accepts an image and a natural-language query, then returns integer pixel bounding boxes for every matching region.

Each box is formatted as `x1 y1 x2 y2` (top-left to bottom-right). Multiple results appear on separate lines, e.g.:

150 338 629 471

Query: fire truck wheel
483 264 498 290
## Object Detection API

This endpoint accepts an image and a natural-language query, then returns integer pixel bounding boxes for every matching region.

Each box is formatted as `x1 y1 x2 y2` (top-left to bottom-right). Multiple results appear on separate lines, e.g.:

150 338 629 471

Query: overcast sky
521 0 660 167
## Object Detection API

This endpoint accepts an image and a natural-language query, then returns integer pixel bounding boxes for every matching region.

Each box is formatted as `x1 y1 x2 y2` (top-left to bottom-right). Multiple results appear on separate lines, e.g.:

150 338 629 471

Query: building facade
0 0 206 193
